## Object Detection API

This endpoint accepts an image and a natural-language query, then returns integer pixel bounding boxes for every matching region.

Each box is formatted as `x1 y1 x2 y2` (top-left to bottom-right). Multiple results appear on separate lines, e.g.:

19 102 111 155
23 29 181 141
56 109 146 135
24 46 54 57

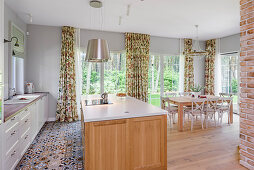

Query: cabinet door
129 115 167 170
85 119 130 170
43 95 48 122
29 103 37 139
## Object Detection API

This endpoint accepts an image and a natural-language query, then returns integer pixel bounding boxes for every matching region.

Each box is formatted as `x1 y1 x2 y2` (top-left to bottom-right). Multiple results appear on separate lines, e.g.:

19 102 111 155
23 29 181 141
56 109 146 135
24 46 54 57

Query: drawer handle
11 151 16 157
25 135 29 139
11 131 16 136
11 117 15 121
25 119 29 123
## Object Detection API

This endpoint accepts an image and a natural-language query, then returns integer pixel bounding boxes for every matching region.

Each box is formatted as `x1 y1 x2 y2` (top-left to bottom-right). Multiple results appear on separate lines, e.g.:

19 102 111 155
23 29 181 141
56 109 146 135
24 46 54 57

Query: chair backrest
191 98 205 113
161 97 173 111
219 93 233 97
206 97 219 111
219 97 233 110
161 97 167 110
179 92 190 97
165 92 177 97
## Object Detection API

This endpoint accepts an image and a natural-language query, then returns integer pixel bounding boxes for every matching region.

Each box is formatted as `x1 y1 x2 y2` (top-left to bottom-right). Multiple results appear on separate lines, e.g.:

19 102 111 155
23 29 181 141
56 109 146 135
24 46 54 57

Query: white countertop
81 95 167 122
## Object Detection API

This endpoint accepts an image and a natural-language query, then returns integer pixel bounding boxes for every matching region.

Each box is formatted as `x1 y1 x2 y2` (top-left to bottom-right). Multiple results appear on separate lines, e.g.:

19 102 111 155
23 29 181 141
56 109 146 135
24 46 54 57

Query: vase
191 92 201 98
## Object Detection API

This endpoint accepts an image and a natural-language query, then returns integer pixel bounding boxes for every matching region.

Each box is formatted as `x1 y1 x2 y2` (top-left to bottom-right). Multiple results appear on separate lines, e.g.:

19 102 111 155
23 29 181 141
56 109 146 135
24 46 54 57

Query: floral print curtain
125 33 150 102
56 26 79 122
184 39 194 92
205 39 216 95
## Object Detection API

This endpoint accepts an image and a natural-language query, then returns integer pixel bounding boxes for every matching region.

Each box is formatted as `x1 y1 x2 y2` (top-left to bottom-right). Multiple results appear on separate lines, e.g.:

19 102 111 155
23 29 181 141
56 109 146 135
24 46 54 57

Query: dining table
161 95 233 132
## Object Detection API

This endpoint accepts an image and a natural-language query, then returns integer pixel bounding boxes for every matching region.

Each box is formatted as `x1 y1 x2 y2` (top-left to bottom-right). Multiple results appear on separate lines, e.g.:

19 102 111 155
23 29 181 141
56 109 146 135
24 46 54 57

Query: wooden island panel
82 115 167 170
130 115 167 170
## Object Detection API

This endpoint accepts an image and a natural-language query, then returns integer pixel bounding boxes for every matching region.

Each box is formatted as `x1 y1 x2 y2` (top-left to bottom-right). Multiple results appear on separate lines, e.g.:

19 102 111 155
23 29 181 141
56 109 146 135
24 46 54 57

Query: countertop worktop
4 92 49 121
81 95 167 122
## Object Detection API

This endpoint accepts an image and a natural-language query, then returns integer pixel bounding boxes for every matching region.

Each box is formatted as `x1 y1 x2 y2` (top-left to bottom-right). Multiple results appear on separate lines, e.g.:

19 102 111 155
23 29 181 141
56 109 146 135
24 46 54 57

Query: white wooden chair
179 92 190 97
164 92 178 122
217 97 233 126
161 97 178 128
183 98 205 131
204 97 219 128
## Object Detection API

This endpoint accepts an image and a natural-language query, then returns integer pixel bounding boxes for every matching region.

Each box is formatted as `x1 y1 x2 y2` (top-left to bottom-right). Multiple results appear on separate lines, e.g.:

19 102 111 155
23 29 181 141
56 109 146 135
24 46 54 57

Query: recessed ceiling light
90 0 103 8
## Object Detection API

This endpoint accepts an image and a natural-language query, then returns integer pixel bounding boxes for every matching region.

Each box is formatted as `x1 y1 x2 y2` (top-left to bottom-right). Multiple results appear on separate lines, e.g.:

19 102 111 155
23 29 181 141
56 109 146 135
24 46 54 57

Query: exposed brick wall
240 0 254 169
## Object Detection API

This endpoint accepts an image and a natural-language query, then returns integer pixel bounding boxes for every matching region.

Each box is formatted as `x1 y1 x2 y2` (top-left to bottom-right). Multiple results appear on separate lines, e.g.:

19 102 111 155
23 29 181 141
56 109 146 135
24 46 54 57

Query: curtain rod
220 51 239 55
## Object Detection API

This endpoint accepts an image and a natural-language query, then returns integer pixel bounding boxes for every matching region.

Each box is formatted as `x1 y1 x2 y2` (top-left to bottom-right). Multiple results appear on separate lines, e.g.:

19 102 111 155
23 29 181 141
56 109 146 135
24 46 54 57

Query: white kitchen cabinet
2 94 48 170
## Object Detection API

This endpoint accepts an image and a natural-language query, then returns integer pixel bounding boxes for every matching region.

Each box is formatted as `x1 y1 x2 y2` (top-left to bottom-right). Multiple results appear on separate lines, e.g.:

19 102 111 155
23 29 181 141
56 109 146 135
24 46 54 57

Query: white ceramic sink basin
4 94 40 105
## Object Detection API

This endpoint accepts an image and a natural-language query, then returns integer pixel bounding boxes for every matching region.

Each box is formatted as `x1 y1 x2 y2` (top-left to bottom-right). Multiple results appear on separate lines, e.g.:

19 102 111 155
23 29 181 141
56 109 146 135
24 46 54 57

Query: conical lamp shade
85 39 110 62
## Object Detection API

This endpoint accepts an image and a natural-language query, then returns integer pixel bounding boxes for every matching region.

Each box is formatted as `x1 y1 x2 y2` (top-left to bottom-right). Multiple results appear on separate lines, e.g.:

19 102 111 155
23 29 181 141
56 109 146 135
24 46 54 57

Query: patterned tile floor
15 121 83 170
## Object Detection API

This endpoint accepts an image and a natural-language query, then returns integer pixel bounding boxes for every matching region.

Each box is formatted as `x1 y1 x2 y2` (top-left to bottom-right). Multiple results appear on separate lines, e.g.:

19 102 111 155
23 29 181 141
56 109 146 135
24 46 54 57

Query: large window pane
81 52 126 95
148 55 161 107
82 53 101 95
104 53 126 93
221 55 239 112
164 56 180 92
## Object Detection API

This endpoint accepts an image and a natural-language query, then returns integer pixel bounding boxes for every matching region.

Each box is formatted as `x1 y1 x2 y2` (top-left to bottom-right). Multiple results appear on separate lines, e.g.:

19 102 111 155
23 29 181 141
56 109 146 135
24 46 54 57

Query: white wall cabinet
1 94 48 170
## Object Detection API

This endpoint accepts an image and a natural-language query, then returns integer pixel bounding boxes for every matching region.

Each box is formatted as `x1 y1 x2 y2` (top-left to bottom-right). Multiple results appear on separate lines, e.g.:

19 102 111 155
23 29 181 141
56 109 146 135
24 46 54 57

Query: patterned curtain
184 39 194 92
205 39 216 95
56 26 79 122
125 33 150 102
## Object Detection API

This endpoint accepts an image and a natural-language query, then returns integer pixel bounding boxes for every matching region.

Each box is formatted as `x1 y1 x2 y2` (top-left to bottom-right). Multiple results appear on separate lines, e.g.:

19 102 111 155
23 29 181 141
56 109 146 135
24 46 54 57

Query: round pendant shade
85 39 110 62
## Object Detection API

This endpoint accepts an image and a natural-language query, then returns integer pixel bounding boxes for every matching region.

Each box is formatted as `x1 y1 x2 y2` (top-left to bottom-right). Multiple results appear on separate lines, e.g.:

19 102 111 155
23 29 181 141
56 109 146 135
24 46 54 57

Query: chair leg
228 111 230 126
205 115 208 129
201 114 204 129
214 113 216 127
220 112 223 126
167 114 171 128
191 117 193 131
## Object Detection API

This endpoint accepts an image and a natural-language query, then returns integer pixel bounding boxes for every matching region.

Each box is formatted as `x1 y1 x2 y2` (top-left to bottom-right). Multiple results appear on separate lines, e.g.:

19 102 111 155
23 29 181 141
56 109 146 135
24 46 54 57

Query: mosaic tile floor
15 121 83 170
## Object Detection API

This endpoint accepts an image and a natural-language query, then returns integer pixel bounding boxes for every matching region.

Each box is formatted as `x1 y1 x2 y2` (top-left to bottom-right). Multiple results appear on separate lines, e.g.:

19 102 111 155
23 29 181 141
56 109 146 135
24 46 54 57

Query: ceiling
5 0 240 40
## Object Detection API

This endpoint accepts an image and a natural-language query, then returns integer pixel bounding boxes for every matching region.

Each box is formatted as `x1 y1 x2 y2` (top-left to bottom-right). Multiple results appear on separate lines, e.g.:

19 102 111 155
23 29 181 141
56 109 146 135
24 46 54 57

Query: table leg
229 103 233 124
178 104 184 132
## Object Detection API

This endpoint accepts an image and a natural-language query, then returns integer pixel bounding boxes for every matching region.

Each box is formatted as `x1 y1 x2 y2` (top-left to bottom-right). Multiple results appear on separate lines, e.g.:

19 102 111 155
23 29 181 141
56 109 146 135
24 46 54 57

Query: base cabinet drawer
5 142 19 170
5 123 20 154
20 128 31 156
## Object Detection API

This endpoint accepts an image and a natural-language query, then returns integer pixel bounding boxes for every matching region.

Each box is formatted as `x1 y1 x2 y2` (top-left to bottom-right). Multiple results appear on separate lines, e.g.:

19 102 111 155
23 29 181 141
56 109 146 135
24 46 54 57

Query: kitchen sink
4 94 40 104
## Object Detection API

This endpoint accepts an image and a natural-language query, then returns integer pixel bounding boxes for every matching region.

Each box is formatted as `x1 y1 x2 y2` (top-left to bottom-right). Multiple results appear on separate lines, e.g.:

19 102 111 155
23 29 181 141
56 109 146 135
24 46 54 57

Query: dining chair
217 97 233 126
164 92 178 122
204 97 219 128
179 92 190 97
161 97 178 128
183 98 205 131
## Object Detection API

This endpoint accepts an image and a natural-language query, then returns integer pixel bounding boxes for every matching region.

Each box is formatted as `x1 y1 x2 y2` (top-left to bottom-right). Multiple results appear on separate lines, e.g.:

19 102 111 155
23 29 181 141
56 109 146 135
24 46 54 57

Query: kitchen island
81 95 167 170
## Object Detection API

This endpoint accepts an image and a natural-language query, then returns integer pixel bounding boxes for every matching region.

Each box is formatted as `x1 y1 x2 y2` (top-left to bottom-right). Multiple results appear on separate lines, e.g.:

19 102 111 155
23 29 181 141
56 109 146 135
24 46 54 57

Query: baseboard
47 117 56 122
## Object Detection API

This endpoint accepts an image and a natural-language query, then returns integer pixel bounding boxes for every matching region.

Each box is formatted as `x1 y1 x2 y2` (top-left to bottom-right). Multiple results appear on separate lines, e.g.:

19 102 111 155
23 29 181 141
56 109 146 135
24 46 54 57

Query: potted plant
190 84 204 98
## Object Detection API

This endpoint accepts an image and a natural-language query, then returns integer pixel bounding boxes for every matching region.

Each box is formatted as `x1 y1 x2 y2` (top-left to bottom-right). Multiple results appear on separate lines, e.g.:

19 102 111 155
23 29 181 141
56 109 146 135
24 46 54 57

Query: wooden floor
167 114 247 170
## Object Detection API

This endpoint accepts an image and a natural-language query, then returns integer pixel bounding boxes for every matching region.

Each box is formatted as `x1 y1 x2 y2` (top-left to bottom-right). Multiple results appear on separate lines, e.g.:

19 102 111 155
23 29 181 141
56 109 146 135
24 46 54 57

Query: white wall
193 41 206 90
150 36 180 55
80 29 125 51
26 24 61 120
4 4 26 99
220 33 240 54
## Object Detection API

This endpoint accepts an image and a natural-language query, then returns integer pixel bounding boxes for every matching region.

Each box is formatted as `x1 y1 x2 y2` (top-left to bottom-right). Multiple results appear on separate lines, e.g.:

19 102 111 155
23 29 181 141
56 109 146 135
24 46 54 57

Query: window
148 55 161 107
148 55 180 107
163 56 180 92
104 53 126 93
11 56 24 94
81 52 126 95
221 54 239 112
